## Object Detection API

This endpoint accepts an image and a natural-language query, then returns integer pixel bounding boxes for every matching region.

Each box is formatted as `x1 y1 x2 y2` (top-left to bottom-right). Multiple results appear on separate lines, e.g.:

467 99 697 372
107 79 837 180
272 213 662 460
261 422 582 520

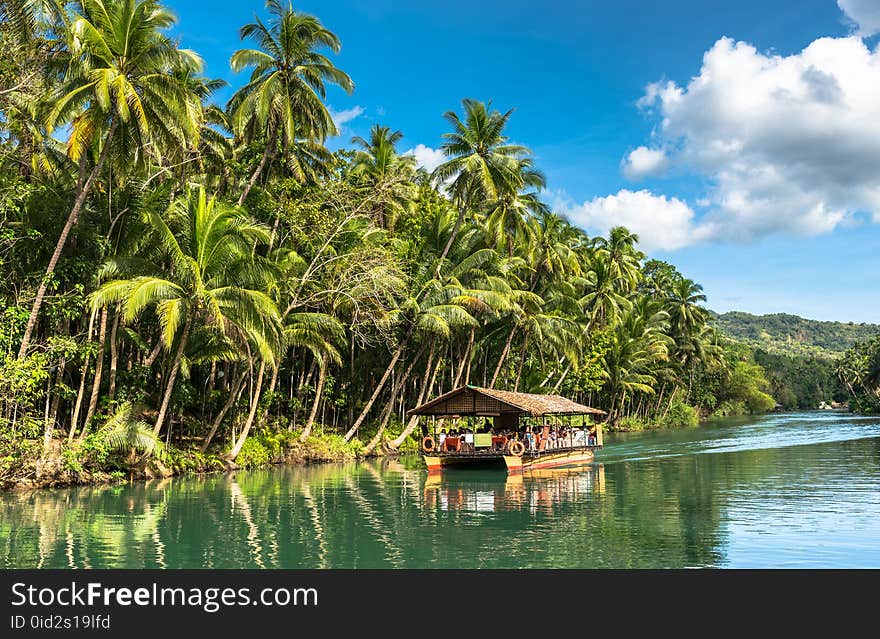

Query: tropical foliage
0 0 779 486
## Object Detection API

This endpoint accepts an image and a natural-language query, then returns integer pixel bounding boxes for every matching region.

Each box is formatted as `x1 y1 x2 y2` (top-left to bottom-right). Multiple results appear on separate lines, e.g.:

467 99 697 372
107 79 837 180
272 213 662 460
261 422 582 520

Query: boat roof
407 385 607 418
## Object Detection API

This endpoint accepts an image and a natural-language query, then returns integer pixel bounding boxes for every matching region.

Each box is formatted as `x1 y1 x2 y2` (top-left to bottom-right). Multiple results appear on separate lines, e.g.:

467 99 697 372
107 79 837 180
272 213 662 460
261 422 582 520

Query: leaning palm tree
90 186 282 439
228 0 354 205
431 99 530 262
17 0 200 359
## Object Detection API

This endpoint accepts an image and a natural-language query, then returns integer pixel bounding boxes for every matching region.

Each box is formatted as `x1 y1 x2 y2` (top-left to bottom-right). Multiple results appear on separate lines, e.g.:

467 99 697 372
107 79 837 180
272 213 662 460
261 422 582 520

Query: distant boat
409 385 606 473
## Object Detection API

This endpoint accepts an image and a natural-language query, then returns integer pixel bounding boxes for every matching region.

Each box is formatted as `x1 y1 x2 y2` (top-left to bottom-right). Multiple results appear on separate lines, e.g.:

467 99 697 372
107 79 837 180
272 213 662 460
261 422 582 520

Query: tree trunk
551 362 572 394
107 307 120 400
201 368 246 452
343 329 411 441
452 328 474 388
68 311 97 442
390 341 436 449
144 337 163 368
300 360 327 441
489 325 518 388
237 123 276 206
364 343 427 455
437 205 466 266
513 335 529 392
227 360 267 461
18 121 118 359
259 363 280 427
80 307 108 439
46 357 66 450
152 314 194 437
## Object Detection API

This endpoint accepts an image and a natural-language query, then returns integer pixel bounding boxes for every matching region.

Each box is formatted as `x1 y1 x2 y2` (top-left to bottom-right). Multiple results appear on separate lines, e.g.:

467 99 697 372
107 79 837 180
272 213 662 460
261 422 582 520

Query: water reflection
422 466 605 515
1 411 879 568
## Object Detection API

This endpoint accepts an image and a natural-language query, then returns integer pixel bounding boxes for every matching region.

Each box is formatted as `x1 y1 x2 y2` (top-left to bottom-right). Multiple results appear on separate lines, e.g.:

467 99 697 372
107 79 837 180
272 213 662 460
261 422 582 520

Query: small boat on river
408 385 606 473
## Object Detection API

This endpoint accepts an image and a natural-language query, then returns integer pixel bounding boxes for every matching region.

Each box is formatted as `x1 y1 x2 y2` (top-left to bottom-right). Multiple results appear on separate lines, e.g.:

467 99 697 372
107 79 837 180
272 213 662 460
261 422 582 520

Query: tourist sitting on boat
462 428 474 451
525 426 536 450
587 428 597 446
438 429 447 450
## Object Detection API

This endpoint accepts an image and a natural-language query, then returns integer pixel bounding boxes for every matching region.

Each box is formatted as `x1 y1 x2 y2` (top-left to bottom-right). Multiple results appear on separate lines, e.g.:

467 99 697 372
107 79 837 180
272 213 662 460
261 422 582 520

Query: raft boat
408 385 606 473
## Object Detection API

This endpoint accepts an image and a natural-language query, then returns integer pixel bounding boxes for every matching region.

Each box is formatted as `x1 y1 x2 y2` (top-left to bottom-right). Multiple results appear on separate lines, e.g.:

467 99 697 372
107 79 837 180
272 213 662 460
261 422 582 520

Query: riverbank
0 429 376 491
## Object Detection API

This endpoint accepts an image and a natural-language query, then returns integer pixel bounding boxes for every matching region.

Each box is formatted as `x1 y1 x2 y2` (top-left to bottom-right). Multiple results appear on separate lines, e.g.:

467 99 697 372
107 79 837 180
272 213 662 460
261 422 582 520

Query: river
2 410 879 568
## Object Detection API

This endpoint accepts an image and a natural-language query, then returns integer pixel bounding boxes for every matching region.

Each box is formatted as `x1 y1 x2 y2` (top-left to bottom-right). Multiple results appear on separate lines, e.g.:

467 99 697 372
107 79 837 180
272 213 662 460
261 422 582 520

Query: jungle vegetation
0 0 780 486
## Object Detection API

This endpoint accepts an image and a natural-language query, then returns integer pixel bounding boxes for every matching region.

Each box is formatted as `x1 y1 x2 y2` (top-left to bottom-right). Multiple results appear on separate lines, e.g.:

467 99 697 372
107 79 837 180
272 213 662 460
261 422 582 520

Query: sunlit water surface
2 411 879 568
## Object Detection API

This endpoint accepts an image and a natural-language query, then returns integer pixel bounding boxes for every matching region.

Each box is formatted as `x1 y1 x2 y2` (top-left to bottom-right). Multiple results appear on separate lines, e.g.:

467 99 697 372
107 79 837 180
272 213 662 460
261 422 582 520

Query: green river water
2 410 879 568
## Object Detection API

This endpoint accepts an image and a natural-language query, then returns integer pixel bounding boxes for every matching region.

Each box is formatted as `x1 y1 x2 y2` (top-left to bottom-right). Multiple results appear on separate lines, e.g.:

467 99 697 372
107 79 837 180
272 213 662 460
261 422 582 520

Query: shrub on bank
660 401 699 428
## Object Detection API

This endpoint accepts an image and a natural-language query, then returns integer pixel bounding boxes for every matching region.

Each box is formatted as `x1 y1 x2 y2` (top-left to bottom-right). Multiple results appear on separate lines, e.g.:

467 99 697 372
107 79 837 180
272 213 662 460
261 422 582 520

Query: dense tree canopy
0 0 784 485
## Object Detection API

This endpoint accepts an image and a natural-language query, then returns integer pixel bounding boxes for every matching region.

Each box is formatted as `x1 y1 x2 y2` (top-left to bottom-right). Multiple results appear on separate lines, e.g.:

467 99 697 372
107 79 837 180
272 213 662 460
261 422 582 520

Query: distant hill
711 311 880 357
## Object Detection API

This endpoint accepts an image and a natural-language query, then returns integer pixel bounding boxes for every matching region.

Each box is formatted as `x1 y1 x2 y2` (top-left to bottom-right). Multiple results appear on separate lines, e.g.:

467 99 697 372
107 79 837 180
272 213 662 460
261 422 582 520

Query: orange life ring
509 441 525 457
422 436 436 453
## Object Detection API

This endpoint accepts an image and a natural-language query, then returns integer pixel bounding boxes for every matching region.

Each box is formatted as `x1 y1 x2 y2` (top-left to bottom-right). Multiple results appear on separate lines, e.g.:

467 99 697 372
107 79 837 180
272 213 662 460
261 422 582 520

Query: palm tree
96 401 166 463
285 312 344 440
431 99 530 262
484 158 547 256
603 303 670 424
90 186 282 439
228 0 353 205
591 226 644 294
343 238 508 442
579 252 631 329
17 0 199 359
350 125 417 229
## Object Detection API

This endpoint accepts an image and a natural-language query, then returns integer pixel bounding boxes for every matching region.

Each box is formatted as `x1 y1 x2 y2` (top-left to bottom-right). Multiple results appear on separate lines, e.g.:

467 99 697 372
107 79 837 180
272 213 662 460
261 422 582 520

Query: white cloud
555 189 709 252
622 146 669 180
328 105 364 132
403 144 446 173
838 0 880 36
636 35 880 242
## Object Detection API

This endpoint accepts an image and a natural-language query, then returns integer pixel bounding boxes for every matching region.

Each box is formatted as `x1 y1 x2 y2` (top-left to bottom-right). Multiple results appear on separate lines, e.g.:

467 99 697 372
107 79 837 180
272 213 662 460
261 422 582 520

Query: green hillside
712 311 880 357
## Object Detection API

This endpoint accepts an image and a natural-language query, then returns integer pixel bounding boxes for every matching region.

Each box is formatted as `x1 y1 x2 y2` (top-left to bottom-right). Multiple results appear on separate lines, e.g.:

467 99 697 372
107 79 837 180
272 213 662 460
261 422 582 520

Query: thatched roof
408 385 606 418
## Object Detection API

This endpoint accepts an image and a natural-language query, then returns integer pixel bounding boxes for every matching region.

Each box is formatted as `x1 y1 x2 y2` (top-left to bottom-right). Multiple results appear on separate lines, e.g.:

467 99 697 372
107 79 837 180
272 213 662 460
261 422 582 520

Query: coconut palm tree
431 99 530 262
17 0 200 359
228 0 353 205
350 125 417 229
579 252 631 330
484 158 547 256
90 186 282 439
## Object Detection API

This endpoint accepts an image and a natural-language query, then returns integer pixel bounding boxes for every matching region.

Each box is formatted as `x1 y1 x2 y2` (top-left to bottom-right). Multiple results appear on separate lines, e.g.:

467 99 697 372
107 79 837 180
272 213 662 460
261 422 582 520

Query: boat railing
431 429 600 457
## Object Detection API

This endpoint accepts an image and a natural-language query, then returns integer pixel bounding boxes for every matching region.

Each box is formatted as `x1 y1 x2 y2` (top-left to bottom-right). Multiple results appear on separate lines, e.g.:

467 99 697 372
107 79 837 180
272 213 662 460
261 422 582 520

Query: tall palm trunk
437 205 466 265
43 357 65 454
489 325 518 388
343 328 412 441
300 360 327 441
107 308 120 399
201 369 246 452
237 122 277 206
68 311 97 442
227 360 267 461
259 363 280 427
513 336 529 392
18 120 118 359
452 328 474 388
80 307 108 439
390 341 436 449
153 314 194 437
551 362 571 394
364 343 427 455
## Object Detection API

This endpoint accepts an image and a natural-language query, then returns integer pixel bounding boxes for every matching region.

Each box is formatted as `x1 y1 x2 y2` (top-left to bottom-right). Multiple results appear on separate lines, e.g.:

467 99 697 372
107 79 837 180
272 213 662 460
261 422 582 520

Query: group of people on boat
434 421 597 454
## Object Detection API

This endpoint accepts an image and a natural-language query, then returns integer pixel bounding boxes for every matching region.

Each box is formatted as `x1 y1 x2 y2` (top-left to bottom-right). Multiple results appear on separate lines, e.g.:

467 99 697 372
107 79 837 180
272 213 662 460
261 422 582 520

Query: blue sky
171 0 880 323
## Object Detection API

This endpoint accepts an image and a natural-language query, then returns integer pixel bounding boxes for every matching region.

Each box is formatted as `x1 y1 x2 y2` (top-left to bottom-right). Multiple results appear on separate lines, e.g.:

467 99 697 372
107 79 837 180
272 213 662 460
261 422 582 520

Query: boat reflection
422 464 605 514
